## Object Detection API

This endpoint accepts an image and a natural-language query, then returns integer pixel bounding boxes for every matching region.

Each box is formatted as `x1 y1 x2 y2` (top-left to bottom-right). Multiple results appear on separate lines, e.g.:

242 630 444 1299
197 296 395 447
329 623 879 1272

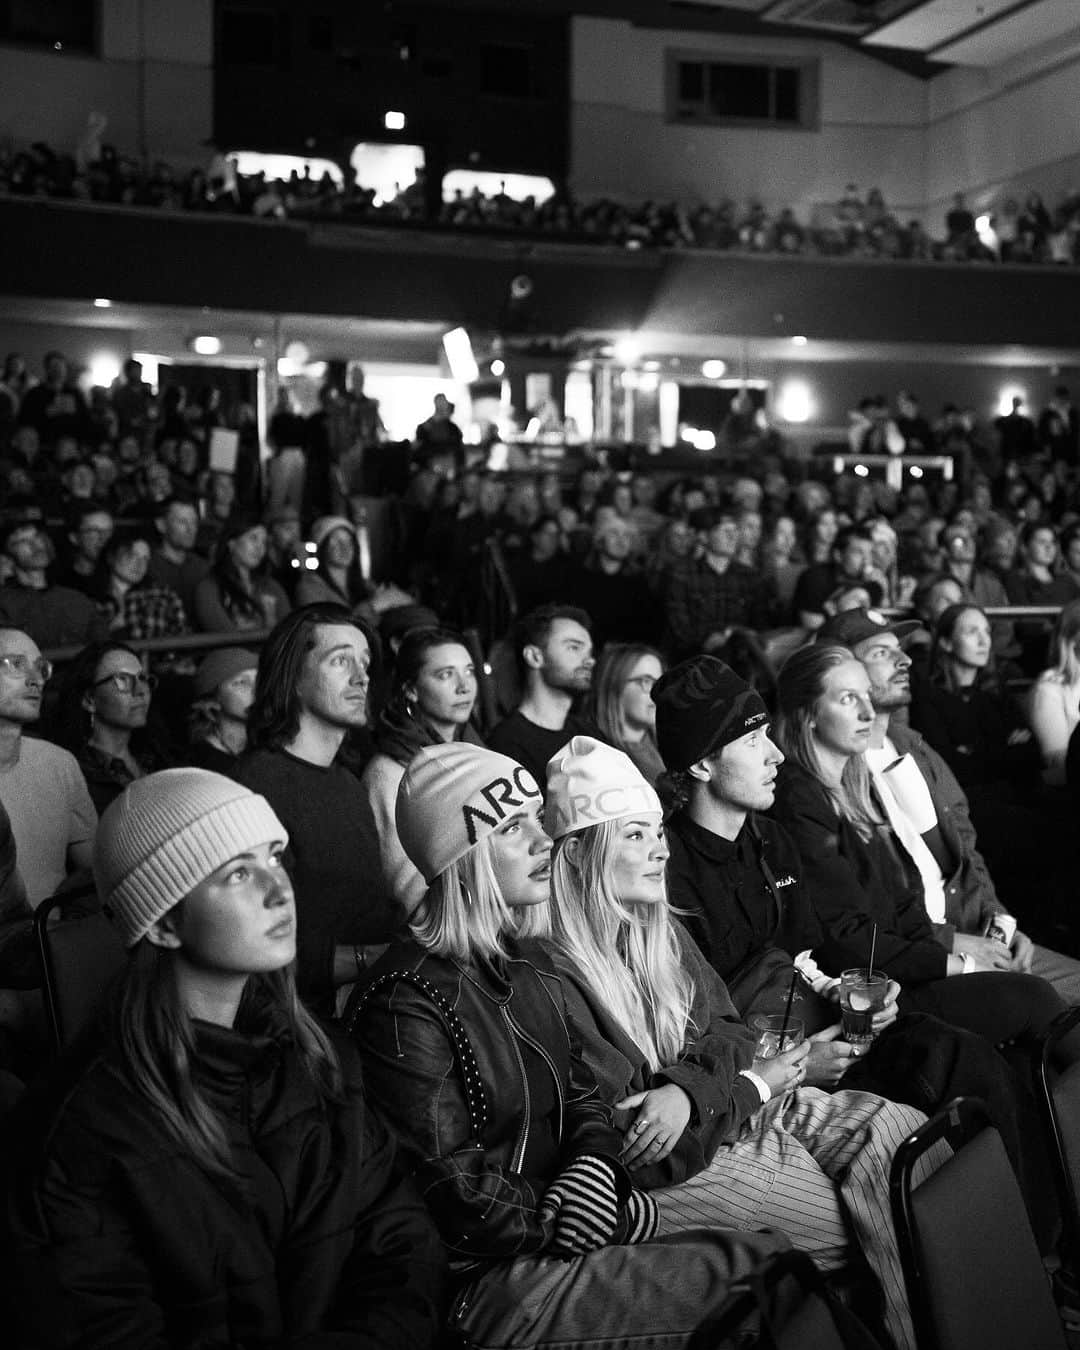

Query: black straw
779 969 799 1045
867 923 878 981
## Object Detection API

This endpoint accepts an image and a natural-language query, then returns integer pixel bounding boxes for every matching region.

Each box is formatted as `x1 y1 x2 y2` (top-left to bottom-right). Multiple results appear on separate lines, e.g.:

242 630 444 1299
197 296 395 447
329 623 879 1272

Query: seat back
890 1097 1067 1350
35 886 125 1053
1035 1005 1080 1269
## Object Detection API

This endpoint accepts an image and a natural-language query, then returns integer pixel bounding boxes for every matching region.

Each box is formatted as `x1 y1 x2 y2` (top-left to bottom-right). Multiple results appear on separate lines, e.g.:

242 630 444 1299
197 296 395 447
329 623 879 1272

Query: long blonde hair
1045 598 1080 685
776 643 884 840
547 818 695 1072
410 835 518 963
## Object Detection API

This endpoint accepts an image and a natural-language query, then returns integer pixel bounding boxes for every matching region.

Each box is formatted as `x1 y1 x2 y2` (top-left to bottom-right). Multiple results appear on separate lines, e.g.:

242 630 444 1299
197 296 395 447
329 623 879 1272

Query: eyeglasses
625 674 658 692
92 671 158 695
0 654 53 682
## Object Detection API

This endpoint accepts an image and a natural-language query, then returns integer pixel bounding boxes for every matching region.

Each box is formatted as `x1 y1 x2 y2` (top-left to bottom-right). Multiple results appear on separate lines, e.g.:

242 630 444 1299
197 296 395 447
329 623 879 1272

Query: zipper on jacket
499 1004 532 1173
506 1009 565 1145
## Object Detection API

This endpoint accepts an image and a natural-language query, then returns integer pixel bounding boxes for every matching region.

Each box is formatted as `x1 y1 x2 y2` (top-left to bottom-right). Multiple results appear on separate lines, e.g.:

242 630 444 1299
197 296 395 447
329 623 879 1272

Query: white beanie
396 742 542 884
94 768 288 946
544 736 662 840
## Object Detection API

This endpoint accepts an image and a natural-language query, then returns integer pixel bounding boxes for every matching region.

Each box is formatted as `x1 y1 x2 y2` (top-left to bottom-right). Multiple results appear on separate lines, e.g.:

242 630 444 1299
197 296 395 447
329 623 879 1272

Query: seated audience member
91 532 188 640
771 642 1080 1042
759 513 804 621
349 741 787 1350
486 604 598 789
50 642 165 815
644 517 696 604
936 520 1014 658
0 520 108 649
506 514 574 616
234 604 397 1017
194 519 291 633
186 647 258 774
360 627 483 922
664 512 769 659
572 516 656 650
147 497 209 618
823 608 1080 1001
1028 599 1080 787
294 515 372 612
55 505 114 597
0 627 97 905
792 525 882 631
1006 522 1080 674
264 505 303 595
193 470 237 558
653 657 1034 1137
590 643 666 785
542 736 929 1350
2 768 446 1348
913 604 1040 808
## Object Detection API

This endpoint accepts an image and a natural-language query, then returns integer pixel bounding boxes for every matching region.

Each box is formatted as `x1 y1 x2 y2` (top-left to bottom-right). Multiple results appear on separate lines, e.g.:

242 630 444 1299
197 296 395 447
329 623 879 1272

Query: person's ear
144 909 183 950
522 642 544 671
81 689 95 715
687 757 712 784
404 682 418 706
561 835 582 868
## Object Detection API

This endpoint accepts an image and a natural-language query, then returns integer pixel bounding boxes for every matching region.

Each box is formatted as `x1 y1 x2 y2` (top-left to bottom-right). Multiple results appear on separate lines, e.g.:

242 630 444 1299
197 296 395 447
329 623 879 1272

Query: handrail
41 628 275 665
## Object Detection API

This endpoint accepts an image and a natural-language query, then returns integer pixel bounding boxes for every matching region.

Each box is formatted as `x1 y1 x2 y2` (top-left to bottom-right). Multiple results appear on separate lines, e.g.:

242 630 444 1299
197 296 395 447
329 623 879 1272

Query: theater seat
1034 1005 1080 1312
889 1096 1067 1350
35 885 125 1053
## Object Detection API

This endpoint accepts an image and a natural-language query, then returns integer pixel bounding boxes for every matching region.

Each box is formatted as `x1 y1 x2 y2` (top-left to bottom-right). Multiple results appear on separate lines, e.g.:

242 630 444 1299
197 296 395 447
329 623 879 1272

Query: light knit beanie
94 768 287 946
544 736 662 840
396 741 542 884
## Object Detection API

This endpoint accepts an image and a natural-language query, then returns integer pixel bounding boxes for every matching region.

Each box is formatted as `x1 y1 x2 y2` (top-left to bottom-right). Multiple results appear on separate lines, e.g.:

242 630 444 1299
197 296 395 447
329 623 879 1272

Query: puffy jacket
3 1014 446 1350
548 924 761 1190
348 937 632 1276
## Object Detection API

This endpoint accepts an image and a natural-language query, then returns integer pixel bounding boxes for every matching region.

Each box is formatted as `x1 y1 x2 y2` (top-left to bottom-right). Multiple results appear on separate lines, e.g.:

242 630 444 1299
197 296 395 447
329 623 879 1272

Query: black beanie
652 656 769 771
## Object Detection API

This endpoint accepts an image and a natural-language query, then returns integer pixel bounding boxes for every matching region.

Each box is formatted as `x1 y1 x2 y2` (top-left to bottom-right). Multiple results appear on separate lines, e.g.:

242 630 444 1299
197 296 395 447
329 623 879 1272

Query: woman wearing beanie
359 627 485 922
186 646 258 774
348 741 785 1350
294 515 373 612
3 768 446 1350
542 735 929 1350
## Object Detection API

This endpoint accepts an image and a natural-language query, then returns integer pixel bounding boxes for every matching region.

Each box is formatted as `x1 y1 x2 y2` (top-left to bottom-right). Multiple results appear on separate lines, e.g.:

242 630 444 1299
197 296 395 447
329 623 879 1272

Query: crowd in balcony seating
4 133 1080 263
7 344 1080 1346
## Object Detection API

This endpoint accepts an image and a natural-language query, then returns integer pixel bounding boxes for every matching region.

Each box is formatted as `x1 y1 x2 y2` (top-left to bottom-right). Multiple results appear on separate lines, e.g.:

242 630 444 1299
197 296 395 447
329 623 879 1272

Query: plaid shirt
664 558 767 656
100 586 189 641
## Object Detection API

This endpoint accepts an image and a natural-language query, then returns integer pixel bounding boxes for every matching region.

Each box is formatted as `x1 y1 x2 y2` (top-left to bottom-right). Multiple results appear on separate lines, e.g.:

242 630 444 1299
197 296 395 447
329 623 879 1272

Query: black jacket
3 1014 446 1349
666 810 822 980
348 937 632 1277
770 760 949 985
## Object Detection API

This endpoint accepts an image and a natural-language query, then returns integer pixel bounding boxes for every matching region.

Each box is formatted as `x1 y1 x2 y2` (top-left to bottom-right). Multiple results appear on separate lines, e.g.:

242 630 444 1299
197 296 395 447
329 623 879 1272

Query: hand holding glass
840 969 890 1052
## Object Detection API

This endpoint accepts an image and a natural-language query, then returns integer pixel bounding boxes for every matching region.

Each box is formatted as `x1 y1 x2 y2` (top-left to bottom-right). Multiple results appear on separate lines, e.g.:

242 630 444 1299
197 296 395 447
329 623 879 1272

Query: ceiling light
701 359 727 379
384 110 406 131
192 335 222 356
92 297 112 309
613 336 641 366
791 335 808 347
490 359 506 377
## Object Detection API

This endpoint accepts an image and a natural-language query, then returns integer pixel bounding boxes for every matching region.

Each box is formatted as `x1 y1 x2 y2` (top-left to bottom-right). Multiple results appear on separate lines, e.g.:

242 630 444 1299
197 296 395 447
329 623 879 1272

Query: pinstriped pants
652 1085 936 1350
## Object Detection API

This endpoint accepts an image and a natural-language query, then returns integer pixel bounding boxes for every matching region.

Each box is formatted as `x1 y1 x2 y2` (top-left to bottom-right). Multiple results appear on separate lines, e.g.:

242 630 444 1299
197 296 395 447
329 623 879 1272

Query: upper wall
569 16 927 218
924 32 1080 224
0 0 212 161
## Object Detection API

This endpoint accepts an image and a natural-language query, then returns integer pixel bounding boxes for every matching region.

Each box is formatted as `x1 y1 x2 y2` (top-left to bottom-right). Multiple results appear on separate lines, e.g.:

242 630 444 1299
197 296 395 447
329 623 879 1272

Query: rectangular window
668 52 818 130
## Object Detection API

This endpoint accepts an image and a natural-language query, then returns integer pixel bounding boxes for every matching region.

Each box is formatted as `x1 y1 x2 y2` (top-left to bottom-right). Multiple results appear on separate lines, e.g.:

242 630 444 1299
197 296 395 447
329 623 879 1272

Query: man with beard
819 608 1080 1003
486 604 597 790
234 603 397 1016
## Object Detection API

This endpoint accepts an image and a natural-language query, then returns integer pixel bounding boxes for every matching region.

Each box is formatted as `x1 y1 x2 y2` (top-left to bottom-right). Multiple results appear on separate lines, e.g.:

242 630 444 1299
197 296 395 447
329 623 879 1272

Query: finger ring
637 1118 651 1131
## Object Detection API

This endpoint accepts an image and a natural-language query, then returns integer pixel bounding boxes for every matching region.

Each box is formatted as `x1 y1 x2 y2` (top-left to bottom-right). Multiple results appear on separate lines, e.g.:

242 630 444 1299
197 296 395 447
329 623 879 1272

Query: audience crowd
5 134 1080 264
5 342 1080 1347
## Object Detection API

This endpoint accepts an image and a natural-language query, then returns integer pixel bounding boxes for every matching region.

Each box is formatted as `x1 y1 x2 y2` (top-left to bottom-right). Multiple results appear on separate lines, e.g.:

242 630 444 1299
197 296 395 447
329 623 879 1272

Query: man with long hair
234 603 397 1016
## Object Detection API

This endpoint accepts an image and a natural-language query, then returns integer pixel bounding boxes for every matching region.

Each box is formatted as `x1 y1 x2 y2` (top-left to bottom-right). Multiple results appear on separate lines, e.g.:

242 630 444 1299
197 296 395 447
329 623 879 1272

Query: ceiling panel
933 0 1080 65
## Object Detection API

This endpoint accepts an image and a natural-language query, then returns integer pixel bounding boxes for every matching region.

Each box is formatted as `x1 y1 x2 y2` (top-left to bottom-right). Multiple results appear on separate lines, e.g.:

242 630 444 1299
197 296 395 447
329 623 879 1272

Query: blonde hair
776 643 884 841
410 835 518 962
548 818 694 1072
